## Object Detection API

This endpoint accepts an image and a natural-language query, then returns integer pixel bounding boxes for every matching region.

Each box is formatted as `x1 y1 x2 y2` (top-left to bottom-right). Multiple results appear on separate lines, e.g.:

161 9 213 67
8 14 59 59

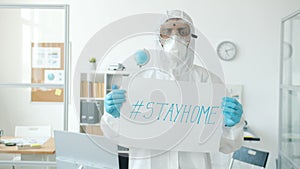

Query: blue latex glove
222 97 243 127
104 85 126 118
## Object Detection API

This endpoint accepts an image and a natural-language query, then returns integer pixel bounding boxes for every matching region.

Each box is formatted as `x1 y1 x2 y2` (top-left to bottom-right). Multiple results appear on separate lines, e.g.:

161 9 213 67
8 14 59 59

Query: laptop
54 131 119 169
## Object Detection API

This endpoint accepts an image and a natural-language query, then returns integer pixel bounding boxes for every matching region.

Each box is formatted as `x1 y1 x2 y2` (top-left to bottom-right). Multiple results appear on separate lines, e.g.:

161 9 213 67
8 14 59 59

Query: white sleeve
100 112 120 139
219 116 244 154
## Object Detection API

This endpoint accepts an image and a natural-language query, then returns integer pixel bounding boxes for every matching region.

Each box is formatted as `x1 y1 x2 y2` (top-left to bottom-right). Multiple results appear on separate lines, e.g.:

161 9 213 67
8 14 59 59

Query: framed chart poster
31 42 64 102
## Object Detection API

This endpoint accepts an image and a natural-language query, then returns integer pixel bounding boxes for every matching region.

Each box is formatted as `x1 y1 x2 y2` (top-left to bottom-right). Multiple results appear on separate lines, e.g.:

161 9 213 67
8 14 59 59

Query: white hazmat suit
101 10 244 169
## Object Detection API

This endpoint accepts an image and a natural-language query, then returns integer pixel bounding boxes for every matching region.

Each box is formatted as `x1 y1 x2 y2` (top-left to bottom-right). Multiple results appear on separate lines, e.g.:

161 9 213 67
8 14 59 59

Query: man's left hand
222 97 243 127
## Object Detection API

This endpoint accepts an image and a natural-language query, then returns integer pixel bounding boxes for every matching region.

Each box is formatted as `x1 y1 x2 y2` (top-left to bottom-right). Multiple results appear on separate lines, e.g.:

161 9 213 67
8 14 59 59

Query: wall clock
217 41 237 61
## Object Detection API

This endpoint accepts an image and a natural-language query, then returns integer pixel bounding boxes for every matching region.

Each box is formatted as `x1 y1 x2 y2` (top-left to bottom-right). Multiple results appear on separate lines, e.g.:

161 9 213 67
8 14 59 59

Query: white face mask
162 36 189 68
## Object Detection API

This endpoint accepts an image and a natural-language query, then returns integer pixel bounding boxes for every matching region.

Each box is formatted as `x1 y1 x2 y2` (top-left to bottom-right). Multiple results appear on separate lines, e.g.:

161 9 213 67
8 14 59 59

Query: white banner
113 77 226 152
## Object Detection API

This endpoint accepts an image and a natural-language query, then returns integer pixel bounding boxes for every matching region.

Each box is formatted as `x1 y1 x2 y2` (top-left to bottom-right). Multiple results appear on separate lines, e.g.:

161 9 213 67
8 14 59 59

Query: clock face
217 41 237 61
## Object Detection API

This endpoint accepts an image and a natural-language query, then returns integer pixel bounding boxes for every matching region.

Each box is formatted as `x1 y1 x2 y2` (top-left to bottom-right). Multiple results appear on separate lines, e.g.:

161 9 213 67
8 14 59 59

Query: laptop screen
54 131 119 169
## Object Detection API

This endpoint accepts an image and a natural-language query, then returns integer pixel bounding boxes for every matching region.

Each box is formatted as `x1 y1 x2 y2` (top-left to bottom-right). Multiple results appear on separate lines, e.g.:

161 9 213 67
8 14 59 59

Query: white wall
1 0 300 168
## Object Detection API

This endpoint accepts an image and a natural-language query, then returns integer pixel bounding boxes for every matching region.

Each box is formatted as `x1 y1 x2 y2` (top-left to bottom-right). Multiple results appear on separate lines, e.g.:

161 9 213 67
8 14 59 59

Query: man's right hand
104 85 126 118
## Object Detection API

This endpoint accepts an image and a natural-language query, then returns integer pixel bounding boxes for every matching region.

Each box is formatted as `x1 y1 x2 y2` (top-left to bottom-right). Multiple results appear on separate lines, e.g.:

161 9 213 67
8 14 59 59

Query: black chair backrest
233 146 269 168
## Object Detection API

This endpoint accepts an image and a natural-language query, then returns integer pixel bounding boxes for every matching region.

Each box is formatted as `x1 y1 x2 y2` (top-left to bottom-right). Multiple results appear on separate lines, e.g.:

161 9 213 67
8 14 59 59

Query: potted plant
89 57 97 70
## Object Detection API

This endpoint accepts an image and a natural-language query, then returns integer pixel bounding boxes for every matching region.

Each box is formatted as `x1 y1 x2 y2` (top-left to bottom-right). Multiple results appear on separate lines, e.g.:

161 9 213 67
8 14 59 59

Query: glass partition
282 13 300 86
280 90 300 166
279 9 300 169
0 5 69 136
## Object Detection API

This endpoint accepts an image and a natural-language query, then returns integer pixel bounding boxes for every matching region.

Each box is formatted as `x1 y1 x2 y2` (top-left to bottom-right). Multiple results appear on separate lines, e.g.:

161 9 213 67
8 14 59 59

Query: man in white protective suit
101 10 244 169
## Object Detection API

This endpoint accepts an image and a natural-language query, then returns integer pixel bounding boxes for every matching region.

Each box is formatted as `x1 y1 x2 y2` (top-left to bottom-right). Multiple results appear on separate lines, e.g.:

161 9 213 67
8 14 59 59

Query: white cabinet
279 9 300 169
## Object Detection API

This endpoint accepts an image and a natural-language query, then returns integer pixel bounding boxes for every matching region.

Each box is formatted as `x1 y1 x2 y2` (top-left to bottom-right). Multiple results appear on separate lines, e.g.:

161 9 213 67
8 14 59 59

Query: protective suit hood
155 10 196 79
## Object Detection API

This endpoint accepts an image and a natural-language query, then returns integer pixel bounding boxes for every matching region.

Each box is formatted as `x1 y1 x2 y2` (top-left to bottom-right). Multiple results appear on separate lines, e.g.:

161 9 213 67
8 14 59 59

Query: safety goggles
160 19 191 41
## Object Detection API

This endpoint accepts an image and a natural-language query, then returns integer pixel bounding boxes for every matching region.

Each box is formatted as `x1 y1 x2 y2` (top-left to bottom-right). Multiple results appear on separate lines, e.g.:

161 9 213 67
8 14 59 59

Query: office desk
0 137 55 155
0 137 56 168
244 136 260 141
243 127 260 142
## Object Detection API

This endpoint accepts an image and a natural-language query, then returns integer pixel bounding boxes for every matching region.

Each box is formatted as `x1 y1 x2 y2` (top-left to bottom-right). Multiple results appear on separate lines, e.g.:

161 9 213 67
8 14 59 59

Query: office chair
228 146 269 169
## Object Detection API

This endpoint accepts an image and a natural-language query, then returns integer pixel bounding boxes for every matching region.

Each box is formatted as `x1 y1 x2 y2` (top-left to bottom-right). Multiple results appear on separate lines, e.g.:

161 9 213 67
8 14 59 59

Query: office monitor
54 131 119 169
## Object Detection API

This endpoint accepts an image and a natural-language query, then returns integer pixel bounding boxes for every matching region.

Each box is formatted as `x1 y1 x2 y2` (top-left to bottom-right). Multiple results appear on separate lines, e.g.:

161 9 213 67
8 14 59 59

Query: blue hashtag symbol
130 100 144 119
